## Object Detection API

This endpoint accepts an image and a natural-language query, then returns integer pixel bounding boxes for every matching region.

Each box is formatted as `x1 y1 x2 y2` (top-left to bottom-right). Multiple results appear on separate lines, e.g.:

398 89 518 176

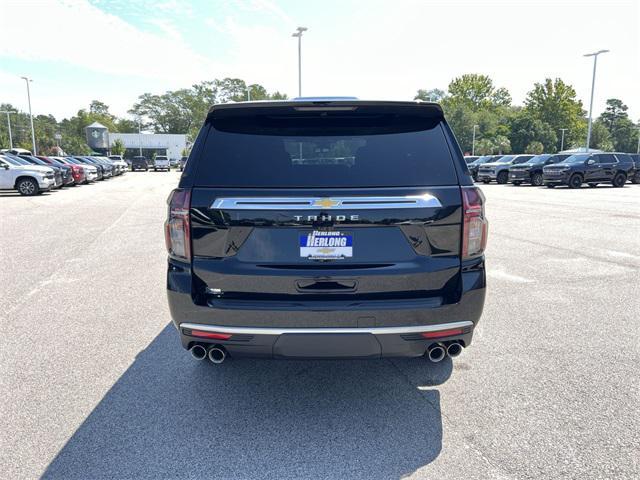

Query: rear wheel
568 174 582 189
612 173 626 188
531 172 543 186
16 178 39 196
588 183 598 188
497 171 508 184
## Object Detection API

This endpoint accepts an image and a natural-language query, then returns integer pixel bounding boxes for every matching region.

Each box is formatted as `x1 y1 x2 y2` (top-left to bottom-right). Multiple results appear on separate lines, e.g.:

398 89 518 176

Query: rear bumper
167 259 485 359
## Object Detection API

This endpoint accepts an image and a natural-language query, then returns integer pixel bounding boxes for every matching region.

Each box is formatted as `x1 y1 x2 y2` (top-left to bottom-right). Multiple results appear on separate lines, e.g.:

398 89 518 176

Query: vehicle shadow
43 324 451 479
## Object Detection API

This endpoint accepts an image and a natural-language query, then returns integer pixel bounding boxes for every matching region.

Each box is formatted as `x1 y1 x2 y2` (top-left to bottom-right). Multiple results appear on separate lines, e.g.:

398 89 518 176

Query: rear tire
568 174 582 189
497 171 508 184
17 178 39 196
531 172 543 186
588 183 598 188
612 173 626 188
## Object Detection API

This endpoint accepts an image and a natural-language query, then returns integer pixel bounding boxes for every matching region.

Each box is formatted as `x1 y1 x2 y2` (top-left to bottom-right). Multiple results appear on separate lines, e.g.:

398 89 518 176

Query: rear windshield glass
195 115 457 187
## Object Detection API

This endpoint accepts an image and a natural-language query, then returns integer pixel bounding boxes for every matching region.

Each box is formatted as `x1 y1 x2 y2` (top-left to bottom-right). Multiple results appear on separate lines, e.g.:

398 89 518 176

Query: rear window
194 114 457 187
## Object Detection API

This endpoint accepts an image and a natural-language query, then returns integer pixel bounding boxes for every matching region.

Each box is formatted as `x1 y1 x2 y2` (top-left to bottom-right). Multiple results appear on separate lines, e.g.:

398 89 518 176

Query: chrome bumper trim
211 194 442 210
179 320 473 336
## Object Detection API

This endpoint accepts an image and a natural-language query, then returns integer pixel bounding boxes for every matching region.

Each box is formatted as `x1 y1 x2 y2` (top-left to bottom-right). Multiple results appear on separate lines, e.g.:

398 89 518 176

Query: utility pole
472 125 479 156
291 27 308 97
583 50 609 152
21 76 37 154
559 128 568 151
0 111 15 149
138 120 143 157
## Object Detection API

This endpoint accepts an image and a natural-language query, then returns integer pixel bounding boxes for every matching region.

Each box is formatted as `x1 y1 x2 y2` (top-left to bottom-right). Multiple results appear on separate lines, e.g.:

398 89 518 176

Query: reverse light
164 188 191 261
461 186 488 260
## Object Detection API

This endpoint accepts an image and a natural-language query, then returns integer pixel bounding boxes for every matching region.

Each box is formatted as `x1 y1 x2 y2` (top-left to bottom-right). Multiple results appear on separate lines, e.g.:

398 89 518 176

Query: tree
525 141 544 154
475 138 495 155
589 119 614 151
508 111 557 153
445 74 511 112
598 99 638 152
524 78 585 150
111 139 125 156
494 135 511 154
414 88 446 102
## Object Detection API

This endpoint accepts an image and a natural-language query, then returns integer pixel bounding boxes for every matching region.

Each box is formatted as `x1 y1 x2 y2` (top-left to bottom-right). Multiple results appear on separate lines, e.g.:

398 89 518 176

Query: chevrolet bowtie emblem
313 198 340 208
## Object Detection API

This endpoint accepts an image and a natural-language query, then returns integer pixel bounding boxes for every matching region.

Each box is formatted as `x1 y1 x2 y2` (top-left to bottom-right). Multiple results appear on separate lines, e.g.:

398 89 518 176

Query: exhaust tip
427 343 446 363
208 346 226 364
190 344 207 361
446 342 463 358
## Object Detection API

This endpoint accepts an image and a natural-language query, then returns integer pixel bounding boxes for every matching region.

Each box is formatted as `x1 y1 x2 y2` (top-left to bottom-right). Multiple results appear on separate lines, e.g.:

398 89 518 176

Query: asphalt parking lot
1 173 638 479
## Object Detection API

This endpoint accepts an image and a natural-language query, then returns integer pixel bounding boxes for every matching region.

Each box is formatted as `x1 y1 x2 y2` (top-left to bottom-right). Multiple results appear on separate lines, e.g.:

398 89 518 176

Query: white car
107 155 128 175
0 154 56 195
153 155 171 172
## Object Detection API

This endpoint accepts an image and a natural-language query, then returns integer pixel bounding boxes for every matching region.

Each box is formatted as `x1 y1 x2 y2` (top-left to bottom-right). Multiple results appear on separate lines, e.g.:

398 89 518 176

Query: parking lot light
583 50 609 152
0 110 16 149
559 128 568 151
472 124 479 156
20 76 37 155
292 27 308 97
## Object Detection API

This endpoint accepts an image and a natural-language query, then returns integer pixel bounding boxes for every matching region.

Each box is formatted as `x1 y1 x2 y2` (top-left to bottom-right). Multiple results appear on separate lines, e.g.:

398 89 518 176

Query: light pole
137 119 143 157
21 76 37 154
291 26 307 97
637 127 640 154
559 128 568 151
472 124 479 156
0 110 16 149
583 50 609 152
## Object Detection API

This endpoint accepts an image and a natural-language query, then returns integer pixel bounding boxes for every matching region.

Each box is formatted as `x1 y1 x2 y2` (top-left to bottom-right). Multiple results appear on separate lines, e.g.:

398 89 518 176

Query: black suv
166 99 488 364
508 154 570 186
543 152 635 188
131 156 149 171
629 154 640 183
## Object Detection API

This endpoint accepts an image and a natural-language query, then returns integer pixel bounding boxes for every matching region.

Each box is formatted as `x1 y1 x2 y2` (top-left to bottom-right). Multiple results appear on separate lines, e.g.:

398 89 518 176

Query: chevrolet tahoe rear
166 99 487 364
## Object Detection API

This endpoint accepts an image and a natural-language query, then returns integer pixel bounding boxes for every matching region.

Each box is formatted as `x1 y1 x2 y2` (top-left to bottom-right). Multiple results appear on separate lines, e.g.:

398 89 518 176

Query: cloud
0 0 217 83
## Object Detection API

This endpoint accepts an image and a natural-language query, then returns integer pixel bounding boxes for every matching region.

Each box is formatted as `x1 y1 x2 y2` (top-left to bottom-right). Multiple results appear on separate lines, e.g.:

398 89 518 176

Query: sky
1 0 638 121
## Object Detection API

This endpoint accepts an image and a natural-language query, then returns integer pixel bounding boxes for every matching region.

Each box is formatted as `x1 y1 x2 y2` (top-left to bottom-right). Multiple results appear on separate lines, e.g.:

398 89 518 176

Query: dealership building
85 122 188 160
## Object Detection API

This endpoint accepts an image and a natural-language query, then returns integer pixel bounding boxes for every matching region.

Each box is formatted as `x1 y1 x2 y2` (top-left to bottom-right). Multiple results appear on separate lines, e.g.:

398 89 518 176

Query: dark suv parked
629 154 640 183
508 154 570 186
166 99 488 364
132 156 149 171
543 153 635 188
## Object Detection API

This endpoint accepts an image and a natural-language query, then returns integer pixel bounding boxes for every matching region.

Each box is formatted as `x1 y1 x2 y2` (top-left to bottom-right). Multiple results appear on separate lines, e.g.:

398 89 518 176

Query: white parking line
487 269 533 283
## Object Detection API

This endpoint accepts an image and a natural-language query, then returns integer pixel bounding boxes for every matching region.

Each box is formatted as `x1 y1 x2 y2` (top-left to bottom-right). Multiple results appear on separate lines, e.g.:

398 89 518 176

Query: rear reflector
421 328 464 339
190 330 232 340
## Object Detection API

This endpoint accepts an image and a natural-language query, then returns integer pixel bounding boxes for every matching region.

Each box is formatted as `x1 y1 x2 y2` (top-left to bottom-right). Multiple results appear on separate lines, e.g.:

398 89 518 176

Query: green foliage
598 99 639 152
445 74 512 112
525 141 544 154
414 88 446 102
509 111 557 153
111 139 125 156
589 119 614 151
475 138 495 155
524 78 585 150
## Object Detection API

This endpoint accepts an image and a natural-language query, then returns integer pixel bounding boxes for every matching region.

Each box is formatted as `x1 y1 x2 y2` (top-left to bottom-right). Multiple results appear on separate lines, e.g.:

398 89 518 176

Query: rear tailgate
184 101 466 313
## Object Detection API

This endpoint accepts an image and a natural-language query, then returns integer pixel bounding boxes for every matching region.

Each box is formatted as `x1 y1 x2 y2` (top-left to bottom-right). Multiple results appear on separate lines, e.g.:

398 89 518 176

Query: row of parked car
0 149 128 196
124 155 188 172
464 152 640 188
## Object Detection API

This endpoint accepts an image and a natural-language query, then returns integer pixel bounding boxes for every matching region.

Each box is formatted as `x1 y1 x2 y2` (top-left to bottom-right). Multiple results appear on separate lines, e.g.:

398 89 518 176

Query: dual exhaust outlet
427 341 463 362
189 344 226 364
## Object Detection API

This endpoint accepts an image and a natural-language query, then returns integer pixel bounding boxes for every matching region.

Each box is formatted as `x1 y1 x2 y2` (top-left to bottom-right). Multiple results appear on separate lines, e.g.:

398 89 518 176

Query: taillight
165 188 191 261
461 186 488 259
